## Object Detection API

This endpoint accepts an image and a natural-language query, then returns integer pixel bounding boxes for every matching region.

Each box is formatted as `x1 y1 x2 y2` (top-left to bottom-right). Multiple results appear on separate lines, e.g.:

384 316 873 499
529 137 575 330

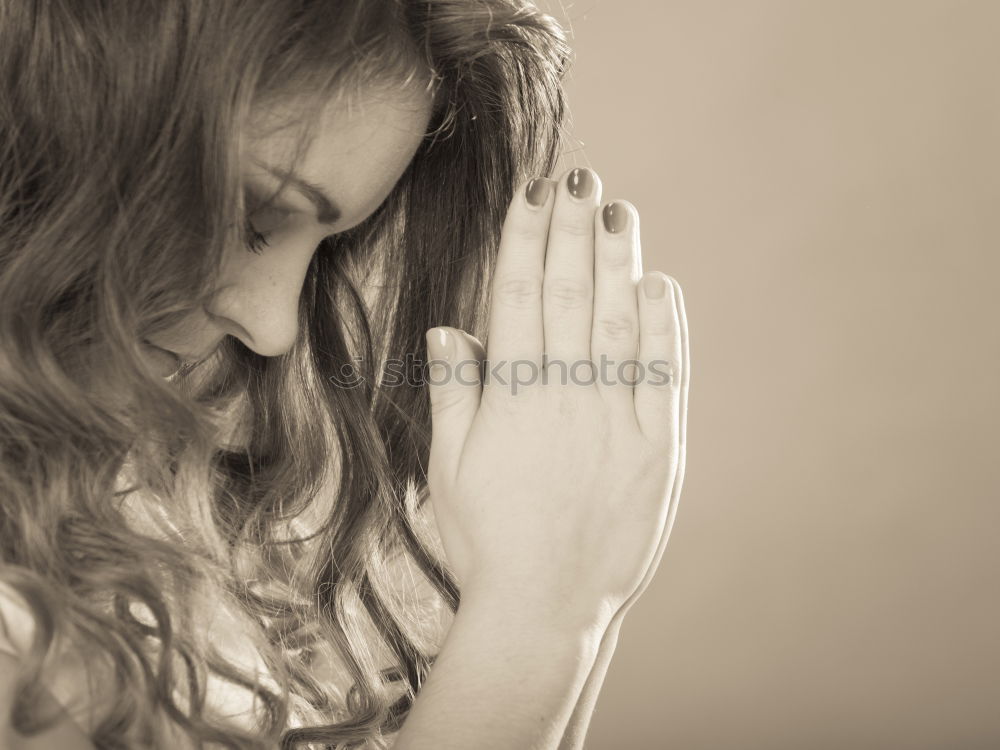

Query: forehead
243 77 434 229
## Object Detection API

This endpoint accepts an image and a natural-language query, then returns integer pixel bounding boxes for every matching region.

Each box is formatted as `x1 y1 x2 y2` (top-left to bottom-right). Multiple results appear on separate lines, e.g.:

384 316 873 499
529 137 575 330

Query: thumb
424 326 484 482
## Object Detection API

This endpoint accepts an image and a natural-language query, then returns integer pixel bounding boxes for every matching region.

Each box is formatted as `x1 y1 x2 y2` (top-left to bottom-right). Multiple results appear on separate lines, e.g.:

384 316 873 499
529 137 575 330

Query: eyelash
242 216 271 255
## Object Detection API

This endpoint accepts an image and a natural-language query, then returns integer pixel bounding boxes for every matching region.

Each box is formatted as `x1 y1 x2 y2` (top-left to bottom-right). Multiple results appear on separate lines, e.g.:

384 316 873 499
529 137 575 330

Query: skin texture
424 167 684 630
396 167 688 749
8 79 688 748
145 81 434 370
4 153 688 749
2 81 433 748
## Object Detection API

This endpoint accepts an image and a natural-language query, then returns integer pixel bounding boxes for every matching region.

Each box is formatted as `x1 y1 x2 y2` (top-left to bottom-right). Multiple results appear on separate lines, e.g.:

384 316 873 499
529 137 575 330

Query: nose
204 259 310 358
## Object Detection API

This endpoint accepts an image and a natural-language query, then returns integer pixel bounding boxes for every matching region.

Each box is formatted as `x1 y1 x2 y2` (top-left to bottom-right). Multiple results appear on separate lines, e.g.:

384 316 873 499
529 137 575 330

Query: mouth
140 340 185 377
142 339 221 378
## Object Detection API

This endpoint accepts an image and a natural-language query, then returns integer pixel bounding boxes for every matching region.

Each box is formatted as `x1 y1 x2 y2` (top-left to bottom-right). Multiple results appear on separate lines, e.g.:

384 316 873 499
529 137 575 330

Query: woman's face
142 80 433 377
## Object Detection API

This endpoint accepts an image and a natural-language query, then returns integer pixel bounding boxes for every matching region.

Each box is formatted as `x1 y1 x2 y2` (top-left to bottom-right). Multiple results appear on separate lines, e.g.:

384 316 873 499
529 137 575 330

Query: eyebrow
252 161 342 226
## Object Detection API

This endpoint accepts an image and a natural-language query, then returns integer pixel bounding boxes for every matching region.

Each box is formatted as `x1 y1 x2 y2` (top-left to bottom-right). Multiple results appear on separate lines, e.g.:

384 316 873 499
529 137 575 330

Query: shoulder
0 583 97 750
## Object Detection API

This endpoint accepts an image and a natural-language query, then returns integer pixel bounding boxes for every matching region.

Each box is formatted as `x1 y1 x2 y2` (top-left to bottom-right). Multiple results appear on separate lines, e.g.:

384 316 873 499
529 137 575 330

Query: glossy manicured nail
427 327 455 362
602 202 629 233
642 274 667 300
525 178 552 208
567 168 594 200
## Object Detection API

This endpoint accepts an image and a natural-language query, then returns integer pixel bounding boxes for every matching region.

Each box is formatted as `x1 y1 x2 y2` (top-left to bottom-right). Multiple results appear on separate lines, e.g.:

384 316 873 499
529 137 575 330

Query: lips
141 340 183 377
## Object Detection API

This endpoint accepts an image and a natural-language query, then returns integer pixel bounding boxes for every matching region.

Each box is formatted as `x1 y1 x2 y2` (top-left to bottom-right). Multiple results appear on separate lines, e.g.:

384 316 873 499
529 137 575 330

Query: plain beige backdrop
537 1 1000 748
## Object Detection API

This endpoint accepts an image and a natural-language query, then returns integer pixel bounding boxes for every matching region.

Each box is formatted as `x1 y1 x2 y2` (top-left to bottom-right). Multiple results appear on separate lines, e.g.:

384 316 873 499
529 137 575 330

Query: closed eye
242 216 270 255
240 190 293 254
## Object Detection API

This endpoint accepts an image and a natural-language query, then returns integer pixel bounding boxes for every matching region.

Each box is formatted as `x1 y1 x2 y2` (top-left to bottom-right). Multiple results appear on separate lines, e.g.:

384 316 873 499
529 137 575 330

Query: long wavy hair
0 1 569 747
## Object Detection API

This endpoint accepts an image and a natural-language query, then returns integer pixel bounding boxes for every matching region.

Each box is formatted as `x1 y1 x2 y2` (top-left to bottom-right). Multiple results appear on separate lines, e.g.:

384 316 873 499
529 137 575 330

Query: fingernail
525 178 552 208
427 327 455 362
602 202 629 233
642 274 666 300
567 168 594 200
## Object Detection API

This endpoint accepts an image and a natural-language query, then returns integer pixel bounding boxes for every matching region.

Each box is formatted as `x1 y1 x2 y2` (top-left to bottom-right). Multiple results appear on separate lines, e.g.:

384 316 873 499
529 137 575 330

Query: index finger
484 177 556 376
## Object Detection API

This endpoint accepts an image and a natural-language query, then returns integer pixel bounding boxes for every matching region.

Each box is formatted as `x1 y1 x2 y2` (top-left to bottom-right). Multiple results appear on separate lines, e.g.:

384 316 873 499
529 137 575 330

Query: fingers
541 168 603 365
591 199 642 410
634 274 685 447
485 167 607 396
621 275 689 614
672 277 690 454
425 327 486 484
484 166 681 443
484 177 556 377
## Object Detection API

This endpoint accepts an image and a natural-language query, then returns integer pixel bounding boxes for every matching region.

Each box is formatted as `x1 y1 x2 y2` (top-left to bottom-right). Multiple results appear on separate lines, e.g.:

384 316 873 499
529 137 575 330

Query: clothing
0 459 310 743
0 465 449 746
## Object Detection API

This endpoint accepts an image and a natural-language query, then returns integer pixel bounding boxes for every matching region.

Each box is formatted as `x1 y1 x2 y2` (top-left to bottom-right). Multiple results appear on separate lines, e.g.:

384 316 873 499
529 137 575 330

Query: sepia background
537 1 1000 748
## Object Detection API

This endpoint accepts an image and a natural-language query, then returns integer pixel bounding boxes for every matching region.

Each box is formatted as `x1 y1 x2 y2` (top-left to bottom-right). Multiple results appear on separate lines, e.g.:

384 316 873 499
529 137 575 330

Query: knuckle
544 277 592 309
642 315 674 337
430 386 465 416
552 213 594 238
663 360 682 390
645 358 680 391
494 274 542 308
594 312 637 341
507 219 544 243
484 383 541 414
550 387 579 420
597 241 635 269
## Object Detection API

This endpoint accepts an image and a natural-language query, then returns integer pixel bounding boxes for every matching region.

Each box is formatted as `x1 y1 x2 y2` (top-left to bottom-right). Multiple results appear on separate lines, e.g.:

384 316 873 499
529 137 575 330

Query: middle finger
542 167 603 370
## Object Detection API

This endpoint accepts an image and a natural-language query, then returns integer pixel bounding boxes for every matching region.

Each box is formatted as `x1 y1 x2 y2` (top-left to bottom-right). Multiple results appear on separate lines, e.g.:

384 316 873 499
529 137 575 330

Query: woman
0 0 689 748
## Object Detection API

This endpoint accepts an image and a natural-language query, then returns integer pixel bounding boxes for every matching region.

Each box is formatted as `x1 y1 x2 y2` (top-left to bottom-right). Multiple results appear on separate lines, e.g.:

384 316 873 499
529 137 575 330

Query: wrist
396 581 606 750
457 581 610 653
